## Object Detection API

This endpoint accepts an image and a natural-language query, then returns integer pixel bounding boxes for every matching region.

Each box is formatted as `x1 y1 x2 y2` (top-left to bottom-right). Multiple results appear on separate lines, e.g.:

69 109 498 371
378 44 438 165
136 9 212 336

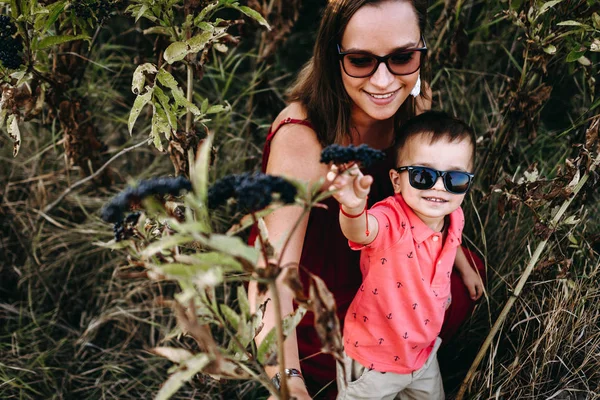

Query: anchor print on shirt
352 312 357 319
378 338 384 345
412 345 418 350
381 258 387 265
402 332 409 339
401 222 406 229
385 222 389 230
362 316 369 322
424 319 430 325
396 281 403 288
407 251 414 259
386 313 392 320
354 341 359 347
360 285 365 292
412 303 418 310
372 288 379 295
394 355 400 362
368 363 374 371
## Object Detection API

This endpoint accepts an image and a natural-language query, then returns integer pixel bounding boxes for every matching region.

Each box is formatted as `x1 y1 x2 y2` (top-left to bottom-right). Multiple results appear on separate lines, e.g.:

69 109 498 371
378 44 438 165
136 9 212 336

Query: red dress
251 118 485 399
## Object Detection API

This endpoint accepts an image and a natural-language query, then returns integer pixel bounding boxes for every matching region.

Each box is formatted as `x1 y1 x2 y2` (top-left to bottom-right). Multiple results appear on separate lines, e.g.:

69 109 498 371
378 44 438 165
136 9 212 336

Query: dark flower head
101 176 191 223
320 144 385 168
207 173 297 214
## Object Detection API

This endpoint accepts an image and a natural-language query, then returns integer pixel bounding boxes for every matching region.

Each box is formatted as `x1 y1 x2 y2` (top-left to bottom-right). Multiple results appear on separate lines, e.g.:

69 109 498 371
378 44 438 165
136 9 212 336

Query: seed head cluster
0 16 23 69
320 144 386 168
113 211 141 242
208 173 297 214
101 176 192 224
71 0 116 23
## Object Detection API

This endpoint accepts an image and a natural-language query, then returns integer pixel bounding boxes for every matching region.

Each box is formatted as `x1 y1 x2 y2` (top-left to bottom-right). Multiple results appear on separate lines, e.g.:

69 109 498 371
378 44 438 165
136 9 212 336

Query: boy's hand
327 164 373 210
459 266 484 301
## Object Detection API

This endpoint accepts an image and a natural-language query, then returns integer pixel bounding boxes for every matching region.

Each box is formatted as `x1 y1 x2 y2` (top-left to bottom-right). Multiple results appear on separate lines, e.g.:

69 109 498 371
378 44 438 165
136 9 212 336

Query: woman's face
340 1 421 123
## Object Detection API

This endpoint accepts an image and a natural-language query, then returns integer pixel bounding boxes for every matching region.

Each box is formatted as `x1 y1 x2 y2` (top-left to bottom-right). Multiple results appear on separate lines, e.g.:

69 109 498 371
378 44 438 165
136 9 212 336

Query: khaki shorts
336 337 444 400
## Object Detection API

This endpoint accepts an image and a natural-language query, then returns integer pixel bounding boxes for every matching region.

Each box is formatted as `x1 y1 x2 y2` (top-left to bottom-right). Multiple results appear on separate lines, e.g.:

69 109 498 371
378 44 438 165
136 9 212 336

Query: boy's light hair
394 110 477 167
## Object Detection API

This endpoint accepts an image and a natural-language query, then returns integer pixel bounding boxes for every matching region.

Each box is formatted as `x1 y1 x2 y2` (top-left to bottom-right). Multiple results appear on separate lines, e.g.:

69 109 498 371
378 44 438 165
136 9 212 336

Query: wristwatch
271 368 304 390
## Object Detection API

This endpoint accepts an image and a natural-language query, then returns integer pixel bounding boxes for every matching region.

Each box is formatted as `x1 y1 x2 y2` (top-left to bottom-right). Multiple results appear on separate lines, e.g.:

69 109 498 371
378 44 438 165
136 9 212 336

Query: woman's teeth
368 91 395 99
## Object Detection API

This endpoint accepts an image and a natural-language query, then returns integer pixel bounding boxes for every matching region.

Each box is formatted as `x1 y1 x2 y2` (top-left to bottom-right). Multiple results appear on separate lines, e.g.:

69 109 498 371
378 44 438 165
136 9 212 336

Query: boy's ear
389 169 402 193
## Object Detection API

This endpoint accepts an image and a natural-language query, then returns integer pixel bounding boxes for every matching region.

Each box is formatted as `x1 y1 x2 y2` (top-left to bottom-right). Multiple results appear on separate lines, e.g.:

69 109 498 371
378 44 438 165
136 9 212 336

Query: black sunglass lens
411 167 436 189
445 172 471 193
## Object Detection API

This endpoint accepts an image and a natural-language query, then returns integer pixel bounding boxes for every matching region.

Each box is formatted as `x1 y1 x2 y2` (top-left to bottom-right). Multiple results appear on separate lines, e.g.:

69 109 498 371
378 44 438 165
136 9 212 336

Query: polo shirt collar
394 193 463 246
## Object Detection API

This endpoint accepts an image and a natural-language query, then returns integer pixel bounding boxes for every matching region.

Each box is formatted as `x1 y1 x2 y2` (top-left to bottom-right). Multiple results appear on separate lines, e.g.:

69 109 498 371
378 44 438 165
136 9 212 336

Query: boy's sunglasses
395 166 474 195
337 36 427 78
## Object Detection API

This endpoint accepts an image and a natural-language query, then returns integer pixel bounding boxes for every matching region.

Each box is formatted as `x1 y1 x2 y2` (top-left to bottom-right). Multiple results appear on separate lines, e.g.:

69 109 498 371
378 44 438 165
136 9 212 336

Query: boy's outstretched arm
454 247 484 300
328 164 379 245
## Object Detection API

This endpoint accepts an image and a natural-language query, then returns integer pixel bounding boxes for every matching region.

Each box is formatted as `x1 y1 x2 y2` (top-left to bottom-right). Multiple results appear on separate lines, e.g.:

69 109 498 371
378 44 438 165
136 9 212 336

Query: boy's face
389 134 474 228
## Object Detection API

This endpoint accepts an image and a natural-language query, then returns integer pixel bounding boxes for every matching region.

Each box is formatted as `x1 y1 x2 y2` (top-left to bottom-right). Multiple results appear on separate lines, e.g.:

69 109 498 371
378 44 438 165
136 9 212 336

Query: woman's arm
248 120 325 399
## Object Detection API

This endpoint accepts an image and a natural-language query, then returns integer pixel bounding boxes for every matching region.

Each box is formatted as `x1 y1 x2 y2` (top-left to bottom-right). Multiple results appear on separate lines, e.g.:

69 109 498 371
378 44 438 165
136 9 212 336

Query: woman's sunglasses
395 166 474 195
337 36 427 78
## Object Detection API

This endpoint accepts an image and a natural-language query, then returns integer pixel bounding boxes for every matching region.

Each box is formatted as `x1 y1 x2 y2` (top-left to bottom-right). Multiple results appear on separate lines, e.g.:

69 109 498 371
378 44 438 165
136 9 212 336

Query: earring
410 74 421 97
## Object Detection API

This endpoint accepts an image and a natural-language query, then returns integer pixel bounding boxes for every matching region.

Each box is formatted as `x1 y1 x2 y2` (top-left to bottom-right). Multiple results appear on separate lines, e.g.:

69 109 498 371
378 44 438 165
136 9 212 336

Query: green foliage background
1 0 599 399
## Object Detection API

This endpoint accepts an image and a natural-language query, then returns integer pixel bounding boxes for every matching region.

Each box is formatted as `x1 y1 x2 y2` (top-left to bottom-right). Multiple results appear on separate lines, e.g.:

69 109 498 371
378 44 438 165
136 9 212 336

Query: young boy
330 111 482 400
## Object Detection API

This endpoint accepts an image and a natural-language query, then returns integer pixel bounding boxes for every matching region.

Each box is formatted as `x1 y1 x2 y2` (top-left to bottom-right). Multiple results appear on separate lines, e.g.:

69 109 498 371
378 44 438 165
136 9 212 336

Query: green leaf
156 69 179 91
131 63 158 95
196 234 259 266
37 34 89 50
220 304 241 328
196 22 214 32
187 31 213 54
236 5 270 30
566 49 586 62
557 20 585 27
175 252 243 272
164 41 189 64
155 354 211 400
194 2 219 25
200 98 209 114
151 347 194 364
189 133 213 225
7 114 20 157
206 103 230 114
543 44 557 54
593 13 600 29
42 1 66 34
538 0 563 16
237 285 250 322
135 4 149 22
128 89 153 134
153 86 177 131
171 86 201 116
257 328 277 364
257 307 306 364
142 26 172 36
141 234 194 257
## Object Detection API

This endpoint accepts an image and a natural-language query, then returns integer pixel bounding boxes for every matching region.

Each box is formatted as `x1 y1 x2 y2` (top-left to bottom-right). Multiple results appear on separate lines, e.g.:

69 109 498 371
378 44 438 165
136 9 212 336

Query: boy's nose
432 175 446 191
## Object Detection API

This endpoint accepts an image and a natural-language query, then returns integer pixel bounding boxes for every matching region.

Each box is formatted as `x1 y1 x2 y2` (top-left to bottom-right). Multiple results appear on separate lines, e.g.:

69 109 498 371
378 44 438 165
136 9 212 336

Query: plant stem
269 279 288 400
186 63 193 134
456 152 600 400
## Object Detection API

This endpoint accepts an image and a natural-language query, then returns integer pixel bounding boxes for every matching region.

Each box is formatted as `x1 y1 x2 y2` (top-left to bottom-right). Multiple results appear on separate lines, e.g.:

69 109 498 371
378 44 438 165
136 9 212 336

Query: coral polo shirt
344 193 464 374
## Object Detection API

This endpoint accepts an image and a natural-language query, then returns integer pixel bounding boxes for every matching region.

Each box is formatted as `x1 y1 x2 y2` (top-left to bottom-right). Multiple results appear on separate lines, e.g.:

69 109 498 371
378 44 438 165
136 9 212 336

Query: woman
249 1 484 399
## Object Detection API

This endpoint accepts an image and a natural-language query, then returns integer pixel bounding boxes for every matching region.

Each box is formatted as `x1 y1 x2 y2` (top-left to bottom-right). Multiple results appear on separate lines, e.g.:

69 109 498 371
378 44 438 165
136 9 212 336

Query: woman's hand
458 265 484 301
328 164 373 211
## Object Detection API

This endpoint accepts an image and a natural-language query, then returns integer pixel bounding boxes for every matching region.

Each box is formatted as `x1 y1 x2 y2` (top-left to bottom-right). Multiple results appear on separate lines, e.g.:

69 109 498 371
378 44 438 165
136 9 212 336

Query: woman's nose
369 61 394 88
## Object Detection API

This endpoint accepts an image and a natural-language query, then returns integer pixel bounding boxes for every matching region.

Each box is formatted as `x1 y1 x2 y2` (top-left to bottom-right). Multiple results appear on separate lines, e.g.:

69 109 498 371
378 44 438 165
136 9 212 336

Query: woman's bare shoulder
267 102 325 183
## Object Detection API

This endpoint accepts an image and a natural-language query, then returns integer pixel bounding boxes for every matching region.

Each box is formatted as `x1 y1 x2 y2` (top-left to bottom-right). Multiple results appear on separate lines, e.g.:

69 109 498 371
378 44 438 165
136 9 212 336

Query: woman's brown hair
287 0 429 147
